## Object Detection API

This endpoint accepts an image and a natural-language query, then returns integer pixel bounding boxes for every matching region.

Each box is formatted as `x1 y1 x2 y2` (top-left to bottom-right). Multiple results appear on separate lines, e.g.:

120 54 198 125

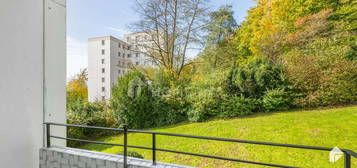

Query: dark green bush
110 71 155 129
117 151 144 159
219 96 258 118
262 88 291 112
225 58 287 98
110 71 187 129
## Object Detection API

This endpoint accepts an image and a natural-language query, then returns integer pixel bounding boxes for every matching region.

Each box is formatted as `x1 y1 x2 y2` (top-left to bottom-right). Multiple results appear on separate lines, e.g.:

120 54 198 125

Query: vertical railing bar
152 133 156 165
46 123 50 147
344 152 351 168
123 124 128 168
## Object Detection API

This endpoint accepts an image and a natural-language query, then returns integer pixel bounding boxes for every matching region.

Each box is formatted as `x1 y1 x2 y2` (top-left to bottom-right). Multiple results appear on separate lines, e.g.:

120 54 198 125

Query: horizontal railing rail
44 122 356 168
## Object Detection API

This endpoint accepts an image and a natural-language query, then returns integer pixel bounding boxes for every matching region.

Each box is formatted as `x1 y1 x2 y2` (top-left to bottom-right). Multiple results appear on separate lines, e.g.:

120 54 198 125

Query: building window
136 62 139 65
135 53 139 57
128 46 131 50
101 59 104 64
118 70 121 74
101 77 105 82
101 49 105 55
102 87 105 92
101 40 105 45
102 68 105 73
118 52 121 57
118 61 121 66
102 96 105 101
118 43 121 48
136 36 140 42
127 54 131 58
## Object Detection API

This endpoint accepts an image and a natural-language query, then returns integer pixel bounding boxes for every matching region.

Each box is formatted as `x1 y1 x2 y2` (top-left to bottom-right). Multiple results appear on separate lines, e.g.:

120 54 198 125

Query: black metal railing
44 122 356 168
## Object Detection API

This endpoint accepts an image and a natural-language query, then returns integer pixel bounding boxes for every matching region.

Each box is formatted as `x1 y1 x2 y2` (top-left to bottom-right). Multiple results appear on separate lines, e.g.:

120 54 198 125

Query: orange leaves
287 9 333 46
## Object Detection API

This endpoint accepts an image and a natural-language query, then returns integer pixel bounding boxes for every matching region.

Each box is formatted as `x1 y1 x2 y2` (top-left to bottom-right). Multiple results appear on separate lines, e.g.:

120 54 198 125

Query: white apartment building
124 32 156 67
88 34 155 102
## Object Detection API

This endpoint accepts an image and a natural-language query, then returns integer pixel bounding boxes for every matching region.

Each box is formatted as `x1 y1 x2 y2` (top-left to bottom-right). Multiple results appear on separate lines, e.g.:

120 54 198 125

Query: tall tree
199 5 238 69
132 0 209 78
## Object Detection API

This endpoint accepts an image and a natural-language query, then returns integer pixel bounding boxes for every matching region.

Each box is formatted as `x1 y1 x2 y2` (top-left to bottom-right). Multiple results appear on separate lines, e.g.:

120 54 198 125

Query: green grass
79 106 357 168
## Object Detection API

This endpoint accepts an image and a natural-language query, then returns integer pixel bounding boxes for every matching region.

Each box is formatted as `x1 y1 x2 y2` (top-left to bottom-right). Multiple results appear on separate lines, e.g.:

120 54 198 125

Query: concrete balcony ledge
40 146 194 168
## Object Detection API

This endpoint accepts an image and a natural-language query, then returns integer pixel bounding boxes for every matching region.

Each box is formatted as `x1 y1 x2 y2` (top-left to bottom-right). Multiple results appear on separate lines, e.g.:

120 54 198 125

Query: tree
199 5 238 69
66 68 88 107
132 0 209 78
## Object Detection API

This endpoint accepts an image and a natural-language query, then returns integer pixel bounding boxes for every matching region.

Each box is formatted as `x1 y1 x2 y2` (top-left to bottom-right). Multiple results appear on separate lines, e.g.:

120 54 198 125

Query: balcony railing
44 122 356 168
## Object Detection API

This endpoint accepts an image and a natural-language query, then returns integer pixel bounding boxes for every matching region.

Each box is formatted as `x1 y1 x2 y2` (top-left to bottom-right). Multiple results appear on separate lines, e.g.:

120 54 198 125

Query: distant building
88 34 155 102
124 32 156 67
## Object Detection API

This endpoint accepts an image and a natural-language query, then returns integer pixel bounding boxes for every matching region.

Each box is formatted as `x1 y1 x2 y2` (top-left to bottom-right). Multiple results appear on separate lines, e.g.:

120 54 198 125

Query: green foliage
110 71 155 129
186 70 227 122
66 69 117 147
262 88 291 112
199 5 238 71
219 96 257 118
231 0 357 107
186 58 291 121
225 58 288 98
66 101 117 147
283 4 357 107
117 151 144 159
187 87 223 122
110 71 187 129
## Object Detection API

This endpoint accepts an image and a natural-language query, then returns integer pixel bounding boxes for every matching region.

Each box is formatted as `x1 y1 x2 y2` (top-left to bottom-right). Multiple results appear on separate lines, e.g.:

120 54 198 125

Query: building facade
88 34 155 102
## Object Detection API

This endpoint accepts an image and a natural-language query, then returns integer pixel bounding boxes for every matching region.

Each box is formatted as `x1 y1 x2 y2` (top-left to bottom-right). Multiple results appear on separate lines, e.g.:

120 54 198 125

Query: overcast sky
67 0 256 79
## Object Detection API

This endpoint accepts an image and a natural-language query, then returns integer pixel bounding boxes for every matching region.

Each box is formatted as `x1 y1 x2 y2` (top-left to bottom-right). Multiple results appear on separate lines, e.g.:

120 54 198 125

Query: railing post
46 123 50 147
344 152 351 168
152 133 156 165
123 124 128 168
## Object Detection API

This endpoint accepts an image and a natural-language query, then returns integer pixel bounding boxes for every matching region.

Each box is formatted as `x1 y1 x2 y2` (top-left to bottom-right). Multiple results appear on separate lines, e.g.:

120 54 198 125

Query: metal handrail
44 122 356 168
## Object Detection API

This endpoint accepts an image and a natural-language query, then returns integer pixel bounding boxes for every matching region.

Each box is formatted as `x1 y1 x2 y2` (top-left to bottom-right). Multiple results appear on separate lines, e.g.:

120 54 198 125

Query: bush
187 88 223 122
110 71 187 129
262 89 291 112
284 38 357 107
219 96 258 118
117 151 144 159
66 101 117 147
186 71 228 122
225 58 287 99
110 71 156 129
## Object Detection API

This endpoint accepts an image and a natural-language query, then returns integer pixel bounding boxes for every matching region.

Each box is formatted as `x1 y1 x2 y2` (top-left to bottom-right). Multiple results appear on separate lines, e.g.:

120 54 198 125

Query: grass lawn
79 106 357 168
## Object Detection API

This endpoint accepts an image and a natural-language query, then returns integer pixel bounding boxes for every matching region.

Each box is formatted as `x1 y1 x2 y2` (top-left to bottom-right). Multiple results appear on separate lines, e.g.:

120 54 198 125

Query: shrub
66 101 117 147
262 89 291 112
219 96 258 118
225 58 287 99
110 71 187 129
186 70 228 122
284 38 357 107
187 87 223 122
117 151 144 159
110 71 156 129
